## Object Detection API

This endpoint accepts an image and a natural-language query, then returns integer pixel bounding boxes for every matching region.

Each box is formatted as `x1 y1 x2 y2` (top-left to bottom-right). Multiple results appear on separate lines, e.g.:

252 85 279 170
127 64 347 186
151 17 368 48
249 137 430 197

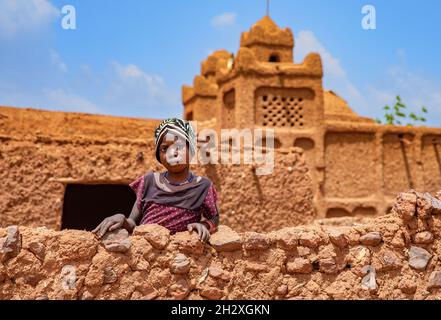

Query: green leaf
384 105 390 111
422 106 428 113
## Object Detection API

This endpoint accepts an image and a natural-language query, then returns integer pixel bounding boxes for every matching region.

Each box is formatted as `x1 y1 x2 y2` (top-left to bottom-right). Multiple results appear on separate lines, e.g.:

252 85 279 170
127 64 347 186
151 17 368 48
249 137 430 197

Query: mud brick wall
1 191 441 300
0 106 315 232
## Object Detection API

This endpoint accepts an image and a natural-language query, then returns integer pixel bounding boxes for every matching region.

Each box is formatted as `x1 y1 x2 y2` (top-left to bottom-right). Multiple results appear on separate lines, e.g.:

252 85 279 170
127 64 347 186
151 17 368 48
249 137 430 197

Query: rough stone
361 265 377 291
346 246 372 276
133 224 170 250
297 246 311 257
408 246 432 271
102 228 131 253
319 257 338 274
359 232 382 247
81 291 95 300
132 257 150 271
325 285 346 300
200 287 224 300
399 278 417 294
274 228 299 250
298 231 321 248
170 253 191 274
414 231 434 244
393 193 417 221
391 231 406 248
208 265 230 281
245 262 268 272
286 258 312 274
103 266 118 284
276 284 288 296
243 232 270 250
427 271 441 290
142 290 159 300
168 279 190 300
173 232 204 255
327 227 349 248
0 226 22 262
209 226 242 252
28 241 45 260
429 195 441 215
379 250 403 271
104 239 131 253
417 193 438 219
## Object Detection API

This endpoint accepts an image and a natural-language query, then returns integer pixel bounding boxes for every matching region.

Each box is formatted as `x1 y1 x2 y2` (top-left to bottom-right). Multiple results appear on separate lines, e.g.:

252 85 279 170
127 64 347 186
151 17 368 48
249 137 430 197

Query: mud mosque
182 15 441 220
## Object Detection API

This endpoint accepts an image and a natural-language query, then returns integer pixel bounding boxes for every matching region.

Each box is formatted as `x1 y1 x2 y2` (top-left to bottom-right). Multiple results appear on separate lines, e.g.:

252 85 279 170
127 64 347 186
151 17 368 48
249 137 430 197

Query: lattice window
257 93 306 128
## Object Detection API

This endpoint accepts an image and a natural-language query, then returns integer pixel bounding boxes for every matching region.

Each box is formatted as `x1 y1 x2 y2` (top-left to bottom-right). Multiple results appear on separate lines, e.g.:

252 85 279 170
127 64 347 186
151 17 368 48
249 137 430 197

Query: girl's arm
188 203 220 242
92 201 142 238
202 203 220 231
123 202 143 233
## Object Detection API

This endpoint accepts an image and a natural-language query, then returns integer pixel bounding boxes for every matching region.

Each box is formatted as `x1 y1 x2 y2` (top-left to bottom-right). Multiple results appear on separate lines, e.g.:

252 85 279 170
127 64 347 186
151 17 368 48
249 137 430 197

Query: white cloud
44 89 101 114
367 64 441 126
0 0 59 39
211 12 237 28
295 33 441 126
106 62 179 110
0 60 179 118
50 49 68 73
0 83 100 114
295 30 370 114
296 31 346 78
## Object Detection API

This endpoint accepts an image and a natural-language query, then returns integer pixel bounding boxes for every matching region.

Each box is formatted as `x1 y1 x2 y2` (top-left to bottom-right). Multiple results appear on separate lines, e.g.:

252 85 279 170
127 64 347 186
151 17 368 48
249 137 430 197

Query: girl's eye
160 146 168 152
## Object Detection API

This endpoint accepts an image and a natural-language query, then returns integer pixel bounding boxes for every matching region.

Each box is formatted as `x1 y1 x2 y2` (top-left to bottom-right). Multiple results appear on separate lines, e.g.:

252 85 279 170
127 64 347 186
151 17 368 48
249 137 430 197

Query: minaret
239 15 294 63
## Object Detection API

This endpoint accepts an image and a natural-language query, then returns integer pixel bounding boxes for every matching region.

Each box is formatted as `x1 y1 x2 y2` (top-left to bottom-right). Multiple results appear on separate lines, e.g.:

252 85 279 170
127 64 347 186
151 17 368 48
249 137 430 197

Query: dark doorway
62 184 136 231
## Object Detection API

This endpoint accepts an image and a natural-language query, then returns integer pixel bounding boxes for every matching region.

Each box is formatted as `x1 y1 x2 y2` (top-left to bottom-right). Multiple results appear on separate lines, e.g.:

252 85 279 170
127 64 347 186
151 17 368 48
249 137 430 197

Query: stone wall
1 190 441 300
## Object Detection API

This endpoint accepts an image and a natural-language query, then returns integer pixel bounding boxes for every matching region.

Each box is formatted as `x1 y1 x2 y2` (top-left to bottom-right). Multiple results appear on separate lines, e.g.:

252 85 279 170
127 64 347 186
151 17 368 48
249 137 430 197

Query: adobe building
1 16 440 233
182 16 441 219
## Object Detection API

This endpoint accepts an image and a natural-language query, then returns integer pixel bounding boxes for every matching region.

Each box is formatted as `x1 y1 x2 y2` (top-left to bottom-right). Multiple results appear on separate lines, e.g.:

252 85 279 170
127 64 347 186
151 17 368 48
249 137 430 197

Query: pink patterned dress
129 172 218 234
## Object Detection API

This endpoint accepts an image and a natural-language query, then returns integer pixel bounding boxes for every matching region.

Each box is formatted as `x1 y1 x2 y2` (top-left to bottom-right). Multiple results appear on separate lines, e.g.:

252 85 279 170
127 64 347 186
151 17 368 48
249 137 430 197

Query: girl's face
159 132 190 173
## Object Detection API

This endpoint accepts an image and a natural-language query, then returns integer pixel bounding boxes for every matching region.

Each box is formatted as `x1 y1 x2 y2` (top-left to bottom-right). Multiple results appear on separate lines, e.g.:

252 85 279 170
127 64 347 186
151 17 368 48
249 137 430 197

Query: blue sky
0 0 440 126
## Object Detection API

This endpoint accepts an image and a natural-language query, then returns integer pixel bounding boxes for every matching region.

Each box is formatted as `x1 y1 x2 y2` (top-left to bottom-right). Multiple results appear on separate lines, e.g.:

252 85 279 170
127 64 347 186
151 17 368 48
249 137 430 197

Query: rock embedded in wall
359 232 383 247
133 224 170 250
408 246 432 271
0 226 21 262
209 225 242 252
102 229 131 253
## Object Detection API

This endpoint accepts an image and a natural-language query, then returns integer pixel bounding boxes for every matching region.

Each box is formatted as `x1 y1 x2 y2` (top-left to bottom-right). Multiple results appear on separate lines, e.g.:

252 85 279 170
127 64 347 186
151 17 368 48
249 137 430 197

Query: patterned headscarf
154 118 196 163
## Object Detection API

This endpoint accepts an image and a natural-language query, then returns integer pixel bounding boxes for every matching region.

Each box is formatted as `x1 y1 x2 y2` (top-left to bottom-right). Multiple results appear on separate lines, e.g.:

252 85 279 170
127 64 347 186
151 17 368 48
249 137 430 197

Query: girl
92 118 219 242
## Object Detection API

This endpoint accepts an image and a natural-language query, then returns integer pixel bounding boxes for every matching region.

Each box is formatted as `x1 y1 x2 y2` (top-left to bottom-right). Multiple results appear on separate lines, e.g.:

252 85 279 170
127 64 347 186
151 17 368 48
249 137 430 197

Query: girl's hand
92 214 127 239
187 223 210 243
